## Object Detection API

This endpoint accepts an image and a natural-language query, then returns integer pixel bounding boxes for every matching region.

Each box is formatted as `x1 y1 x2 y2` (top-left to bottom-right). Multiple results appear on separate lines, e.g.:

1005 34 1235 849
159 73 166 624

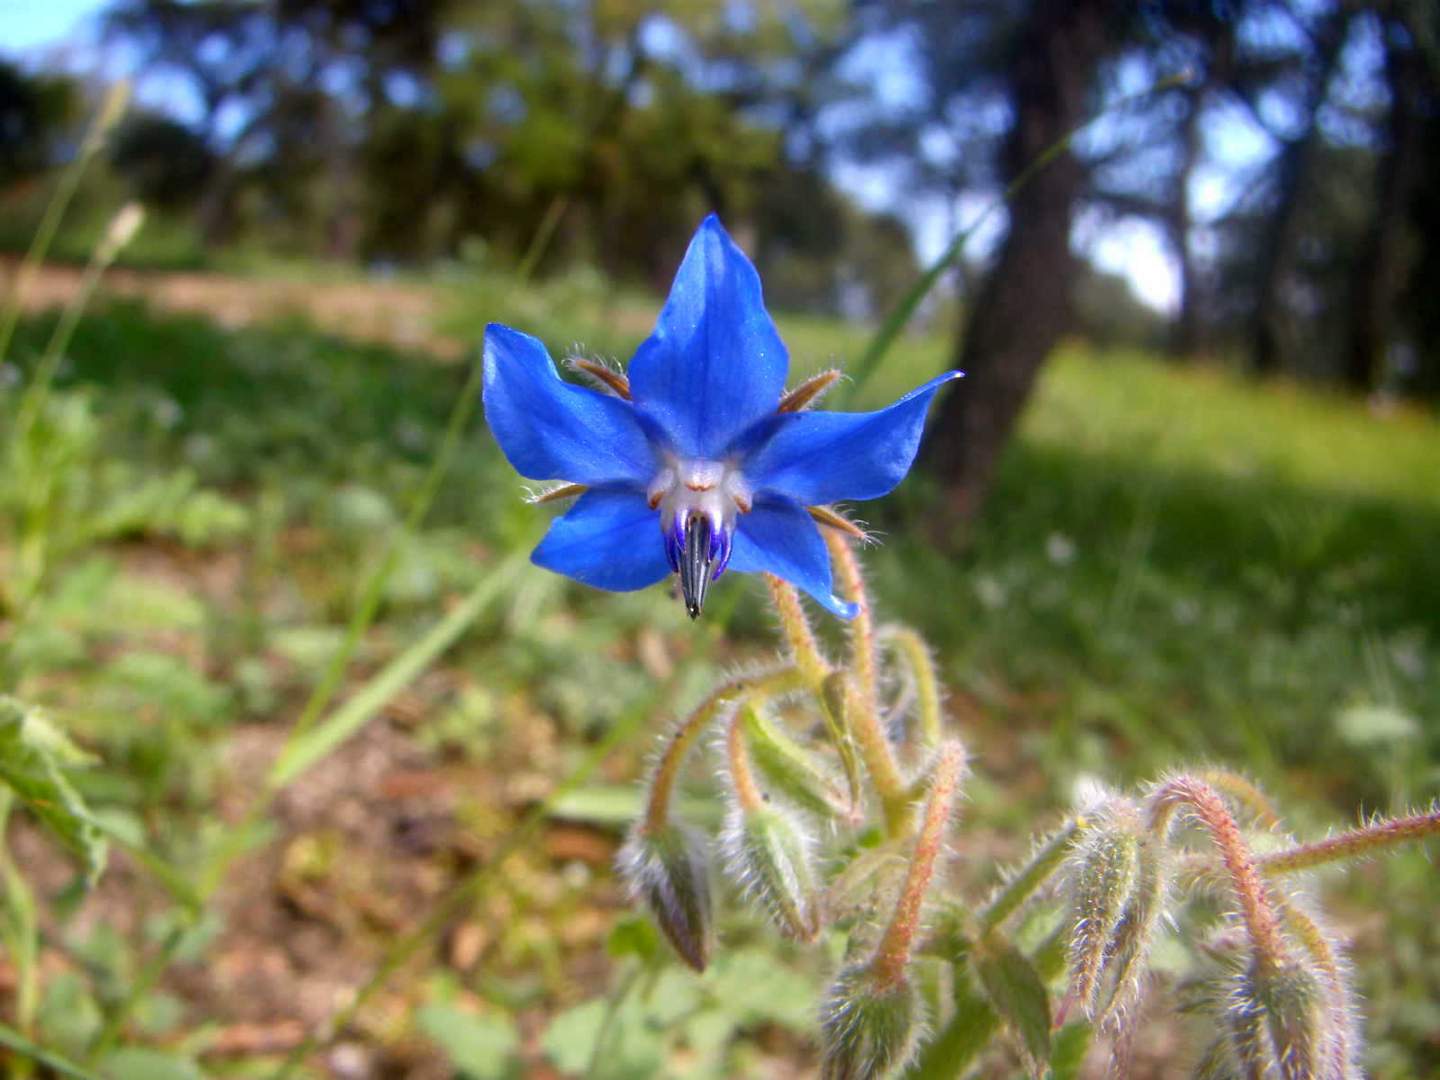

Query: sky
0 0 1288 315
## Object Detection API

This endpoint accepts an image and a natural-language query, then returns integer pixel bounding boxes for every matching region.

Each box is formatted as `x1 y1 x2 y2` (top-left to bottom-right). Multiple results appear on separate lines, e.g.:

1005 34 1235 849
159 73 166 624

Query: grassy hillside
2 266 1437 1076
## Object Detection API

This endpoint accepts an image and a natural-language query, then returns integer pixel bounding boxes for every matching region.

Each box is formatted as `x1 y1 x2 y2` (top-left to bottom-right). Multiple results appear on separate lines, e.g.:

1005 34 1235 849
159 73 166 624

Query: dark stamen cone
680 515 714 619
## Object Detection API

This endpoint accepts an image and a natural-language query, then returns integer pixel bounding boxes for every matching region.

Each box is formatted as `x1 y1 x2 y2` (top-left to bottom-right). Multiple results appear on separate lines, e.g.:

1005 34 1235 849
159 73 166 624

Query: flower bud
722 801 820 941
819 964 924 1080
1064 799 1143 1016
741 705 847 820
616 822 713 972
1094 834 1170 1023
1240 957 1328 1080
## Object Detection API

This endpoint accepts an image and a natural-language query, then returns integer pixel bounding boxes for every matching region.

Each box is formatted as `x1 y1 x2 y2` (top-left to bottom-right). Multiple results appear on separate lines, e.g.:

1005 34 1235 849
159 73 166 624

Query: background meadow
2 1 1439 1077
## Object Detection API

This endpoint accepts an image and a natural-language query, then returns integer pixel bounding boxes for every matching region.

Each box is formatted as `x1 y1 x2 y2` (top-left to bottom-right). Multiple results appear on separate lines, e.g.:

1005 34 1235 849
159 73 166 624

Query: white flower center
647 457 752 539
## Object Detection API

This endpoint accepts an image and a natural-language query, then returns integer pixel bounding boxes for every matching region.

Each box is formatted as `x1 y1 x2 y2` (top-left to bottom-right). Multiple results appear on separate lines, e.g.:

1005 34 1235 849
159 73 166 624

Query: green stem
879 625 943 750
0 83 129 367
643 667 801 834
0 1019 107 1080
978 818 1083 933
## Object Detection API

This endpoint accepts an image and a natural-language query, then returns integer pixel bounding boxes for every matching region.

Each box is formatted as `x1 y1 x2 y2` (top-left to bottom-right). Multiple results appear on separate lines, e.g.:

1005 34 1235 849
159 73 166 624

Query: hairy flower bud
819 964 924 1080
1232 956 1329 1080
1095 834 1170 1024
616 822 713 972
1064 799 1144 1016
741 705 848 820
722 801 820 941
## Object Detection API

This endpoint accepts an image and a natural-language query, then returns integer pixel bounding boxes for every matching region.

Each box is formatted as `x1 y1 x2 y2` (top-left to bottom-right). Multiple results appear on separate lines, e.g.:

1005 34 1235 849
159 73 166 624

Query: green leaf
416 1003 518 1080
96 1048 204 1080
0 697 107 886
1046 1022 1093 1080
975 935 1052 1073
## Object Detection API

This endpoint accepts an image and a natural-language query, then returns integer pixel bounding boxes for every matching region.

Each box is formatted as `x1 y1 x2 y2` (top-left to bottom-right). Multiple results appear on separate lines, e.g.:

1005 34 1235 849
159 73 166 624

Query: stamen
680 516 715 619
567 357 632 400
778 369 843 413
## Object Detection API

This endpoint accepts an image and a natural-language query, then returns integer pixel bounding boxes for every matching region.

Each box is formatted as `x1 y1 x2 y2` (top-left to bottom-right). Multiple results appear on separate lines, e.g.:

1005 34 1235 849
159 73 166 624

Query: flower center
648 458 752 618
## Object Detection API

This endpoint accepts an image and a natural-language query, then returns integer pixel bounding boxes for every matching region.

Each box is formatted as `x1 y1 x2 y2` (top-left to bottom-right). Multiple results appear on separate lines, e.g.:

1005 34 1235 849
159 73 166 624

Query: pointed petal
484 324 656 485
728 496 857 619
531 488 671 591
742 372 961 505
628 215 789 457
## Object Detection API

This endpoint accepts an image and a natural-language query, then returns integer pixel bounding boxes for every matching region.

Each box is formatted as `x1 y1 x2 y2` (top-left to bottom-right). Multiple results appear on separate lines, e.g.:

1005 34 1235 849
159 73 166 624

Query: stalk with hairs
483 217 1438 1077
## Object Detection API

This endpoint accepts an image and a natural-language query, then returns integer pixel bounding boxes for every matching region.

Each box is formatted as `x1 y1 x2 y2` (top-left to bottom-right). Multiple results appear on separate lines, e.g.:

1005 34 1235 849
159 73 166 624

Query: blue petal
727 496 857 619
531 488 670 591
742 372 962 505
627 215 789 458
483 324 656 485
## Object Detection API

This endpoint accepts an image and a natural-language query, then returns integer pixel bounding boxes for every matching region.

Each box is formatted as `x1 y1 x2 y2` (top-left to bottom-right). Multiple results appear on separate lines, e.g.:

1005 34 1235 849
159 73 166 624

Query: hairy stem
1258 807 1440 876
871 741 966 989
643 667 800 834
1149 776 1285 972
978 817 1084 933
825 534 877 708
764 575 828 688
880 625 944 749
726 709 764 812
1197 768 1284 829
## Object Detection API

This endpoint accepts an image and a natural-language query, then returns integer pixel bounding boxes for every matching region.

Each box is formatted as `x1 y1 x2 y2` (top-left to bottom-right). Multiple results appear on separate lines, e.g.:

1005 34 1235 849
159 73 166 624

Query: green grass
2 271 1438 1076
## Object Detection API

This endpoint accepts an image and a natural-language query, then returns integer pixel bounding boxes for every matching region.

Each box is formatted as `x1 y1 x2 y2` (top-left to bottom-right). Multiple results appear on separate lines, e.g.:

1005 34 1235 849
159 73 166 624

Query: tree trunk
920 0 1108 524
1166 84 1205 359
1344 23 1422 393
1249 11 1350 377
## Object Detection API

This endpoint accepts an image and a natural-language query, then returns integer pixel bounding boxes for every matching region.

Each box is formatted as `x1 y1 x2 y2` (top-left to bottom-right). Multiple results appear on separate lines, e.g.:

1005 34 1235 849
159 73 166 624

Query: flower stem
870 741 965 989
880 625 943 749
764 575 828 688
1149 776 1285 972
978 817 1084 933
643 667 800 834
1257 807 1440 876
825 533 877 708
726 709 764 813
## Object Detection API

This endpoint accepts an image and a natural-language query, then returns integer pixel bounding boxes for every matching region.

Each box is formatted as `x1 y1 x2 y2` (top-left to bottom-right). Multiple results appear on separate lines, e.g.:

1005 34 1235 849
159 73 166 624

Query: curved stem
1149 776 1285 971
879 625 943 749
642 666 800 834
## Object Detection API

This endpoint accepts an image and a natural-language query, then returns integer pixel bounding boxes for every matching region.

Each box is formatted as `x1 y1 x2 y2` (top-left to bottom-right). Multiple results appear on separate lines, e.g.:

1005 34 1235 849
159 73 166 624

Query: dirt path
1 257 468 360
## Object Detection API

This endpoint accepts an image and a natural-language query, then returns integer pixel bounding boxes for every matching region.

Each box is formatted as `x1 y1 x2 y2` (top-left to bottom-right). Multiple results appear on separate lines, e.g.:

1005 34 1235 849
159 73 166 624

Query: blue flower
482 215 959 619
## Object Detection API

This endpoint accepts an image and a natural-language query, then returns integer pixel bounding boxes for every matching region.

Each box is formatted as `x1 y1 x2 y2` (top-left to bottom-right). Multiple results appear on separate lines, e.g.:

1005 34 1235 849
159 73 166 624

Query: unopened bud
741 705 847 820
616 822 713 972
1095 834 1170 1023
722 802 819 941
1064 799 1143 1016
819 964 924 1080
1245 957 1328 1080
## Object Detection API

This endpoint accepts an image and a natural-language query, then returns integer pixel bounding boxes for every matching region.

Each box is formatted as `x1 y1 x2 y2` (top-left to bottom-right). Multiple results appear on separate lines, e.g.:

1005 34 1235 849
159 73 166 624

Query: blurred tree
110 113 216 211
887 0 1115 521
1345 9 1427 392
0 61 80 187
